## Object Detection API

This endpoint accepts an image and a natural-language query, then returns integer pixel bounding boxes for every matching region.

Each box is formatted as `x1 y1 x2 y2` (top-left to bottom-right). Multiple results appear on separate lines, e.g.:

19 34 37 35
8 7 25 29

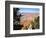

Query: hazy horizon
18 8 40 14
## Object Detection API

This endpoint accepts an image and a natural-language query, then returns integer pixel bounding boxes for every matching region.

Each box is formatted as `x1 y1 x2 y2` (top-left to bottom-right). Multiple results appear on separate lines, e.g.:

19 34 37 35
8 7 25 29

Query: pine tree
13 8 23 30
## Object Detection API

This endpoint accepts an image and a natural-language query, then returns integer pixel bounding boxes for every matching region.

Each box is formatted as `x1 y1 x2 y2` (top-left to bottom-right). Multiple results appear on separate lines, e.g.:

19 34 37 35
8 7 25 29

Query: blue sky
18 8 40 13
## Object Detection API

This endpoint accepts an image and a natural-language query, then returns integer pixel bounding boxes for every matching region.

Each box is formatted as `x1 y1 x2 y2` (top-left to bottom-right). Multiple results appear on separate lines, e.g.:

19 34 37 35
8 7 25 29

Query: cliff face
20 13 39 29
